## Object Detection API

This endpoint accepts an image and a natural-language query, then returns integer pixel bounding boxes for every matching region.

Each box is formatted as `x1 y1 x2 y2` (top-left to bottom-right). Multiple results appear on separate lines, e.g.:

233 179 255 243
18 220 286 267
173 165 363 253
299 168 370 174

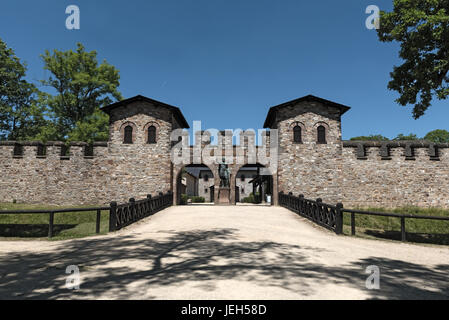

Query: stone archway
233 163 275 205
174 163 218 205
171 147 278 206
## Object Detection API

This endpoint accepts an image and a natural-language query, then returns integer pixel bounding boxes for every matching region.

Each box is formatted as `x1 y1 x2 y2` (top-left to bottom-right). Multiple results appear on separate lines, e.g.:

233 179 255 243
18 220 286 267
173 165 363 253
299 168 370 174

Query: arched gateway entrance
173 158 277 206
171 128 278 206
175 164 216 205
234 163 274 205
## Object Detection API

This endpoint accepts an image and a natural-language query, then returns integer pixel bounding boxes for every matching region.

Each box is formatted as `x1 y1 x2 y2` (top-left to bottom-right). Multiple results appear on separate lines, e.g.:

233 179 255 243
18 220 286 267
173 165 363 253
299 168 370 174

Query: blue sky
1 0 448 140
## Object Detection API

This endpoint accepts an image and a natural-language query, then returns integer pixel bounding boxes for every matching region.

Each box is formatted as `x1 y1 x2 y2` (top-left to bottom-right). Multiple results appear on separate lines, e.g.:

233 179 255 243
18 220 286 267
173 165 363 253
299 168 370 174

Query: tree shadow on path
0 228 448 299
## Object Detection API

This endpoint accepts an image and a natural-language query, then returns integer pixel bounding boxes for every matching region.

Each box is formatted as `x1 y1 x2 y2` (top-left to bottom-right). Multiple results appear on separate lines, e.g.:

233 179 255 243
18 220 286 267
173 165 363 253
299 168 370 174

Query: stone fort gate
1 94 448 208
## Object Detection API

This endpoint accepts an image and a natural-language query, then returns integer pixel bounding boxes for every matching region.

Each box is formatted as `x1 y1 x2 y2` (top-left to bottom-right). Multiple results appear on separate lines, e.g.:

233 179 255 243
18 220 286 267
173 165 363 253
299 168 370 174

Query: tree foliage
348 131 449 141
350 134 389 141
67 109 110 143
40 43 122 141
377 0 449 118
424 129 449 142
393 133 419 140
0 38 46 140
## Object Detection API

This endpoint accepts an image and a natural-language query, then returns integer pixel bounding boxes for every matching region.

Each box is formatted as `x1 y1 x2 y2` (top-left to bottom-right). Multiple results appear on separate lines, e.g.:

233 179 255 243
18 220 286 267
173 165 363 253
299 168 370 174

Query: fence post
299 194 304 214
288 192 293 209
159 192 164 209
401 216 406 241
351 212 356 236
335 203 343 235
96 209 101 234
163 192 167 207
48 211 54 238
293 194 298 212
129 198 136 221
316 198 322 222
147 194 152 214
168 190 173 206
109 201 117 232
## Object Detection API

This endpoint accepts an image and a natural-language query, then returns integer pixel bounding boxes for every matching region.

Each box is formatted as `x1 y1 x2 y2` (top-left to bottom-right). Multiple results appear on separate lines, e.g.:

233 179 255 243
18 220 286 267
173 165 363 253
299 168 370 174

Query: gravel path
0 205 448 299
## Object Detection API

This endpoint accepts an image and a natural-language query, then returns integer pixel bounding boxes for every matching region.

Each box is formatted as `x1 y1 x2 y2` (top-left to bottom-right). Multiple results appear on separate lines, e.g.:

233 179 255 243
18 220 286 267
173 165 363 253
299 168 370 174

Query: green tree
393 133 419 140
40 43 122 141
424 129 449 143
67 109 109 143
377 0 449 118
0 38 46 140
350 134 389 141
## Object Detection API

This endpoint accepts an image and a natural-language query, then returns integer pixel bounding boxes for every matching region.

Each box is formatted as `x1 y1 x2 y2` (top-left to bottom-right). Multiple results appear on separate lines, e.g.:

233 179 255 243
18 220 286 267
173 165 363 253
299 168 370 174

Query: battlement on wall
0 141 108 160
190 130 271 147
343 140 449 161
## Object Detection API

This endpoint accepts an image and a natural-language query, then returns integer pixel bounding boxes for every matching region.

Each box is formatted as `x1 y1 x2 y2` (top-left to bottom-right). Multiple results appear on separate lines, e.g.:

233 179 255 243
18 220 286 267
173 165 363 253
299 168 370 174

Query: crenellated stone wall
0 141 110 205
341 141 449 208
1 94 448 209
271 98 449 209
0 98 184 205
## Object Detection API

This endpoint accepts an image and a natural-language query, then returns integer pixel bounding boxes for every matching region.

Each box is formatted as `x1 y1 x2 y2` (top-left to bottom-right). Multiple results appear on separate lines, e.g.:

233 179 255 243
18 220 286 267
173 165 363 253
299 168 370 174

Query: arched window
124 125 133 144
241 175 245 182
317 125 326 144
204 174 209 182
293 125 302 143
148 125 156 144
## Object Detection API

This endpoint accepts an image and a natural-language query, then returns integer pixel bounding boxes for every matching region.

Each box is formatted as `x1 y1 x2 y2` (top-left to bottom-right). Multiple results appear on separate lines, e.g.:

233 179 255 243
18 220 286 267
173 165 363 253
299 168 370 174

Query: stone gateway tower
101 95 189 202
264 95 350 205
0 94 448 208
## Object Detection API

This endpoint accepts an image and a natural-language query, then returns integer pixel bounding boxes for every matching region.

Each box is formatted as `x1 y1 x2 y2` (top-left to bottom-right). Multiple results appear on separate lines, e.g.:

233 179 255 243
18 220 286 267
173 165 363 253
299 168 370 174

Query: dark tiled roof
263 95 351 128
101 95 189 128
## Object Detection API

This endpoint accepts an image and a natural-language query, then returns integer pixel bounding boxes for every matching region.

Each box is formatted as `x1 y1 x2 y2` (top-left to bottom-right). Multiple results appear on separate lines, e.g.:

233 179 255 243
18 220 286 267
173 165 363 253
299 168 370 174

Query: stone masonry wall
1 97 449 209
0 100 177 206
341 142 449 208
106 101 174 203
0 142 110 205
276 101 343 204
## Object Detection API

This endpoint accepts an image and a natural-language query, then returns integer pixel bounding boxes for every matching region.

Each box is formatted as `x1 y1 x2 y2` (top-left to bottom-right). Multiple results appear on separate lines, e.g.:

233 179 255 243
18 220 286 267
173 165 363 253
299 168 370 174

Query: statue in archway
218 157 230 187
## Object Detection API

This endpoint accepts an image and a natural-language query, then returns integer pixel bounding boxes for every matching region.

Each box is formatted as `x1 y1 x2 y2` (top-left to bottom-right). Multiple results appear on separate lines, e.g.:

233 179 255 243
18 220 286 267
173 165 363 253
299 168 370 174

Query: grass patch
0 203 110 241
343 207 449 245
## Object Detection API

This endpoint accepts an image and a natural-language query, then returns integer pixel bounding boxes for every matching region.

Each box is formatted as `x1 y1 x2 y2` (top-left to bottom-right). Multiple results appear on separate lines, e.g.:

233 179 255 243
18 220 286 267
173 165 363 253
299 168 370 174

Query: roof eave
263 95 351 128
101 95 190 129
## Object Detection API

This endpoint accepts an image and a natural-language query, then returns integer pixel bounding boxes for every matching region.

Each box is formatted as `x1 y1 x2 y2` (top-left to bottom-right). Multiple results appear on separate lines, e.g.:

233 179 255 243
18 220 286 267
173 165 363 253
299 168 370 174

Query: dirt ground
0 205 448 299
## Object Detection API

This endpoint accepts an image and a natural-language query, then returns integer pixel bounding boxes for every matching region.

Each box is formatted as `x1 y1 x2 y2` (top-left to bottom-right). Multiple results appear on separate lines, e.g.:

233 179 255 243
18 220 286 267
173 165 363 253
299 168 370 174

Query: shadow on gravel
0 228 448 299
